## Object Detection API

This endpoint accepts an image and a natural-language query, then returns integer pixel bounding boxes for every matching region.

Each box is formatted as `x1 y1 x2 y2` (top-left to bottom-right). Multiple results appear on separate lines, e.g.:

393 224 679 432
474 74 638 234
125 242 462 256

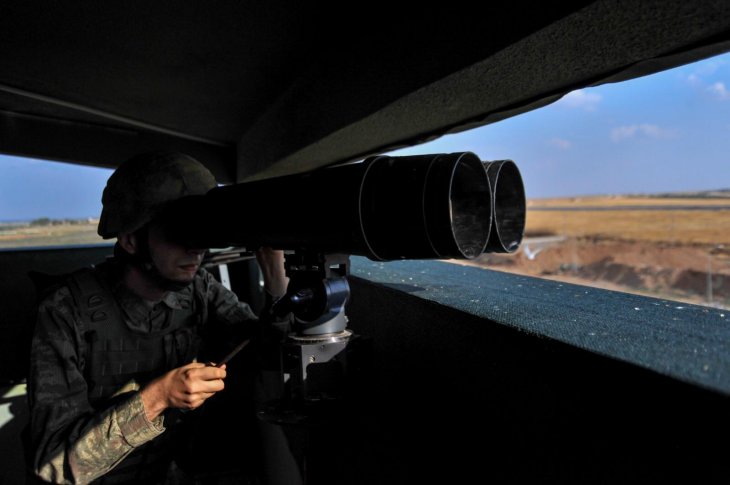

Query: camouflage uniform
28 259 262 484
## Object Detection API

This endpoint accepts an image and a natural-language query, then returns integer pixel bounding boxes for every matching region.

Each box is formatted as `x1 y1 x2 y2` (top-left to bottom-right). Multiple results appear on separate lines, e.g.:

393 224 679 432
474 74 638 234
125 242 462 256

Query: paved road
520 235 566 260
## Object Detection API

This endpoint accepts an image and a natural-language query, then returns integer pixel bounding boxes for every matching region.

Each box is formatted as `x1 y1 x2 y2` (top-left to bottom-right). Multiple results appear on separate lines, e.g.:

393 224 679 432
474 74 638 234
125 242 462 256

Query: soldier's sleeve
28 286 165 484
200 268 290 340
201 268 260 326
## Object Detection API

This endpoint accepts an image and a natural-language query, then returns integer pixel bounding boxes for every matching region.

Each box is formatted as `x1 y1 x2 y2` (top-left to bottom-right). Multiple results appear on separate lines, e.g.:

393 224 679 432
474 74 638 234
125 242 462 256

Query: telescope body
178 152 524 260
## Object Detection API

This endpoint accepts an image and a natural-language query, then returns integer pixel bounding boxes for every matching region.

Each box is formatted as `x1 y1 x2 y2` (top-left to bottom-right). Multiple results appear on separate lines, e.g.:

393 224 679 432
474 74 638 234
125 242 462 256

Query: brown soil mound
454 236 730 309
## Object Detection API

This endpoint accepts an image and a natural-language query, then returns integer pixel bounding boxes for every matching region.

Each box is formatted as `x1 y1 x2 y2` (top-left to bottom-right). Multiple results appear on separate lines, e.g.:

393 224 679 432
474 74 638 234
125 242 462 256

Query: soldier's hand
140 362 226 421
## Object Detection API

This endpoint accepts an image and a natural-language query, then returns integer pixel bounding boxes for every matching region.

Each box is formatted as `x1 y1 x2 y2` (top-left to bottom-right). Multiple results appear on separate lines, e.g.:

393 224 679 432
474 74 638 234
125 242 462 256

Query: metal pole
707 251 713 305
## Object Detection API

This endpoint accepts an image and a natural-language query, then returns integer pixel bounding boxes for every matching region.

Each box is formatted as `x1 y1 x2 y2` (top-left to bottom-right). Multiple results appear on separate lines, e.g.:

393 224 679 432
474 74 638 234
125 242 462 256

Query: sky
1 52 730 220
388 51 730 198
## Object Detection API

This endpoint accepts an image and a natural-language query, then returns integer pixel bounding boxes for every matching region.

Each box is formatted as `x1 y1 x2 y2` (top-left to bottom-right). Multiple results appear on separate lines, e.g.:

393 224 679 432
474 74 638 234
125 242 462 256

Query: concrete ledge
350 257 730 395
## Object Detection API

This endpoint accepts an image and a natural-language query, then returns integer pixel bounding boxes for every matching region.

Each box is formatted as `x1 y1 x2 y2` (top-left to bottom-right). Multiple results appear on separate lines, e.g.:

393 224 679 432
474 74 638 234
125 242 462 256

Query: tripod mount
261 251 361 424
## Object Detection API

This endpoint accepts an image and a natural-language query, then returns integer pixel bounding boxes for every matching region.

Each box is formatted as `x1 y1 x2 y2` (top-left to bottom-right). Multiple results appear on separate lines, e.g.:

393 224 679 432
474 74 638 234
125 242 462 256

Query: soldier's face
146 222 206 283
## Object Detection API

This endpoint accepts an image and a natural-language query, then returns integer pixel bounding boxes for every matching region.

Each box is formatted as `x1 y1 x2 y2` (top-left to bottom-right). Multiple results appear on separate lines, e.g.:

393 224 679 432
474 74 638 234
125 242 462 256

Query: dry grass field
526 209 730 245
527 195 730 245
0 222 104 249
528 195 730 208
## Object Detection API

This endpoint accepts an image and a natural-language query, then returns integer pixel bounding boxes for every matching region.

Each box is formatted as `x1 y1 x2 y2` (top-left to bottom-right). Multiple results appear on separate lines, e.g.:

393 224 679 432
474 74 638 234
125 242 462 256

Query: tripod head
272 252 350 336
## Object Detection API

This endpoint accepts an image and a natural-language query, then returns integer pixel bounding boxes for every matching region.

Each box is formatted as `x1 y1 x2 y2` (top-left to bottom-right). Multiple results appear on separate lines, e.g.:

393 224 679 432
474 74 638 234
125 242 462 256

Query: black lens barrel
185 152 523 260
483 160 526 253
359 152 492 260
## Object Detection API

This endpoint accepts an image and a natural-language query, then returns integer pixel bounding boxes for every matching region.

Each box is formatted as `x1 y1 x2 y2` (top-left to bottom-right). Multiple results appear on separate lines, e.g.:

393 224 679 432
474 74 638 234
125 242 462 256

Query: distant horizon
530 186 730 200
0 216 100 224
2 186 729 224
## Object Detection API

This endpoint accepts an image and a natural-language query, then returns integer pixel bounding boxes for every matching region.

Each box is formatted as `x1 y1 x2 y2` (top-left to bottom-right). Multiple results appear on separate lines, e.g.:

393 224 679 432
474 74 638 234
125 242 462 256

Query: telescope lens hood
359 152 492 260
483 160 526 253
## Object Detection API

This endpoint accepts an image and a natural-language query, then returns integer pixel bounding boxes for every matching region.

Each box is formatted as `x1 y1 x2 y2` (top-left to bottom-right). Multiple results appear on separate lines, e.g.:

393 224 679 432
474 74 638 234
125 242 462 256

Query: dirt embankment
460 236 730 309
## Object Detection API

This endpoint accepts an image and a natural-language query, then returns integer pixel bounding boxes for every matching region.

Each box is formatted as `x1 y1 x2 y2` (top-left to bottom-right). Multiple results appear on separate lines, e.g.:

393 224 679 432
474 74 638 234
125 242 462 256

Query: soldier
27 152 288 484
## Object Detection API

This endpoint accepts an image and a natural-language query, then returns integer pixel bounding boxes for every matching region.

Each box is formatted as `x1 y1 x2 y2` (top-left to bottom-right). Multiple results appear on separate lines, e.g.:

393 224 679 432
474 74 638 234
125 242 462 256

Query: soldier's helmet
98 152 217 239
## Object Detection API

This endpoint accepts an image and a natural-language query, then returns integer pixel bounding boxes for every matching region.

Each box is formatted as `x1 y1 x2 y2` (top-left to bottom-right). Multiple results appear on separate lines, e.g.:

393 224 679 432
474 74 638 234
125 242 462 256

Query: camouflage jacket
27 262 263 484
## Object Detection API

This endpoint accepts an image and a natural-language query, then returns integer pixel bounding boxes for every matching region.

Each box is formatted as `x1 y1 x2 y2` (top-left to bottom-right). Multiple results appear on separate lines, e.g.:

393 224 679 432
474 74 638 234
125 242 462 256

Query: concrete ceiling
1 1 729 183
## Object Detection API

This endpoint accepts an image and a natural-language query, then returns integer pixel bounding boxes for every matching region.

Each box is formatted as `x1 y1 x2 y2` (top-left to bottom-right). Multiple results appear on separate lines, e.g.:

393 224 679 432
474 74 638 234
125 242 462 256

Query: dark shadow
0 384 30 485
382 283 426 293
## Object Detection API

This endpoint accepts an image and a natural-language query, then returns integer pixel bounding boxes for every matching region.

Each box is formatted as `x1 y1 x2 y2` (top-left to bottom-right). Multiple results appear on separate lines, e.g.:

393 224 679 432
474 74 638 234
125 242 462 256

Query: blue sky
0 155 112 221
1 51 730 220
389 51 730 198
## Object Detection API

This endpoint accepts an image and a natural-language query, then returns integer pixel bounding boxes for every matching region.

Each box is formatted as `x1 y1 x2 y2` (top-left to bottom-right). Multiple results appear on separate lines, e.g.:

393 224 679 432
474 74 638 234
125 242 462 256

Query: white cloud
557 89 602 111
707 82 730 100
610 124 676 142
548 138 572 150
683 58 726 82
686 73 701 85
611 125 638 141
682 57 730 100
694 59 726 77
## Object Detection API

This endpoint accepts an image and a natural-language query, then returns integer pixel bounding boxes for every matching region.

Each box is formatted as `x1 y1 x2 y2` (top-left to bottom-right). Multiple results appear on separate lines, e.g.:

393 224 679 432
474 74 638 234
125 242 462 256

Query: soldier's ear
118 232 139 255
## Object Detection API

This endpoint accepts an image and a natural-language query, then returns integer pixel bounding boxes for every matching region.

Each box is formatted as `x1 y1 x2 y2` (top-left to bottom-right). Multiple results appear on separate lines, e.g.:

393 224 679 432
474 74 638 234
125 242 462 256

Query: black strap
66 267 122 330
